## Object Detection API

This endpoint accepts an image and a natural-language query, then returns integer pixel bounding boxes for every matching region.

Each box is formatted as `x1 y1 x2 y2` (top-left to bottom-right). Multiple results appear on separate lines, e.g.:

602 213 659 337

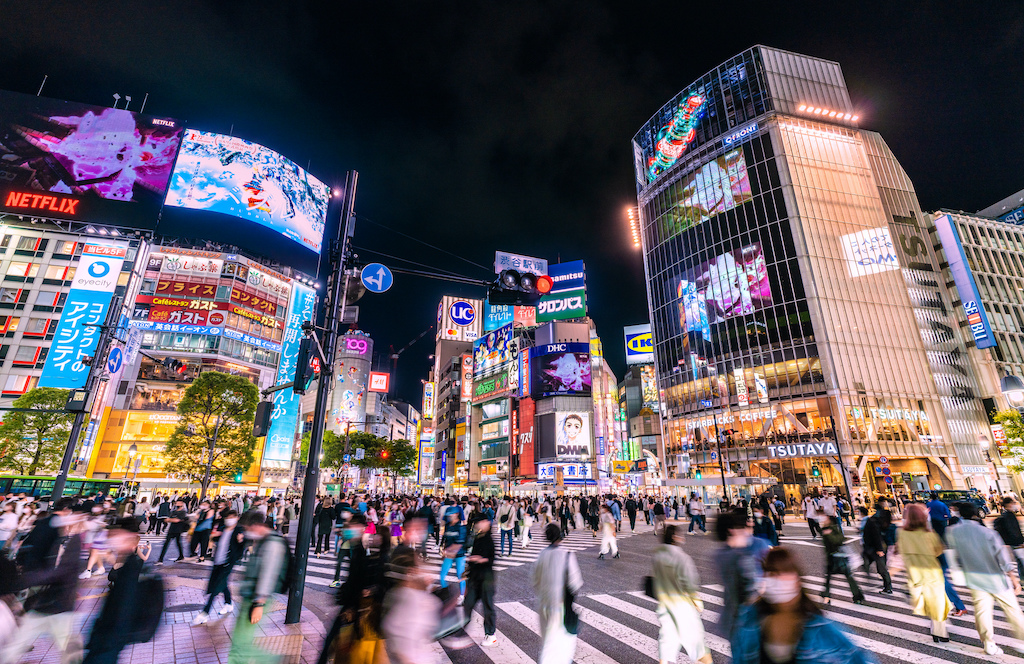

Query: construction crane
389 325 435 392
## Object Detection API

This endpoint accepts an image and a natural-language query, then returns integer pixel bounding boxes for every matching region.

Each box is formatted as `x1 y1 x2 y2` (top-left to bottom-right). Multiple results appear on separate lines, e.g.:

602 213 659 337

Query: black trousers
159 532 185 561
203 563 233 613
823 555 863 601
189 529 211 558
806 518 821 537
463 571 496 636
872 554 893 592
560 515 569 538
316 527 331 553
627 511 636 530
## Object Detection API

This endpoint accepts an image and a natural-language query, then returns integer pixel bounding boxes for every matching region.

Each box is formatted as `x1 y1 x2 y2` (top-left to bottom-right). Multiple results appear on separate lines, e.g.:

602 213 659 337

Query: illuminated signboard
460 354 473 401
722 122 759 147
422 382 435 419
624 324 654 365
229 285 280 316
0 90 183 229
536 288 586 323
530 343 592 397
659 149 753 239
156 279 217 299
437 296 483 342
369 372 390 393
263 283 316 462
676 242 772 329
473 323 514 378
840 227 900 277
933 214 997 349
165 130 329 254
473 372 510 402
39 243 129 388
647 93 707 182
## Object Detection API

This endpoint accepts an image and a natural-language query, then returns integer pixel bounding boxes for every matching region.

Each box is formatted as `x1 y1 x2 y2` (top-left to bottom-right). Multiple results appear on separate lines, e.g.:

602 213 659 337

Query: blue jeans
439 555 466 594
688 514 706 532
939 554 966 611
500 529 513 556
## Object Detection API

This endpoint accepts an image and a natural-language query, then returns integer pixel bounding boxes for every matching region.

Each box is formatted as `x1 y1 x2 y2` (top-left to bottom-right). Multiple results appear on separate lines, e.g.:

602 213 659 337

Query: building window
33 290 59 307
2 374 37 396
43 264 73 281
15 236 40 252
0 235 11 249
12 346 40 366
54 241 77 256
0 288 19 304
23 317 49 336
6 262 39 278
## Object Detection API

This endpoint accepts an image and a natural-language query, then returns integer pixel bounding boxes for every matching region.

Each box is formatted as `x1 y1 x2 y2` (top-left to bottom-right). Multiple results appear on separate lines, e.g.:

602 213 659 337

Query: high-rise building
633 46 992 502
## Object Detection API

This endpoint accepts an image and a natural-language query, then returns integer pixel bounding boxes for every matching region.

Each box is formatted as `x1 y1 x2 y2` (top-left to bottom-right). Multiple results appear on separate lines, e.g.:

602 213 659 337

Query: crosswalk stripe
691 586 1015 664
461 612 534 663
496 601 620 664
574 603 661 661
587 593 733 657
429 639 455 663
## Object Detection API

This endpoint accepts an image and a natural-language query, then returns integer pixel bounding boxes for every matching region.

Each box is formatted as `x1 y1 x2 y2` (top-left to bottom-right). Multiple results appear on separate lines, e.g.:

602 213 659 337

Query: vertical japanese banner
39 243 128 389
263 282 316 462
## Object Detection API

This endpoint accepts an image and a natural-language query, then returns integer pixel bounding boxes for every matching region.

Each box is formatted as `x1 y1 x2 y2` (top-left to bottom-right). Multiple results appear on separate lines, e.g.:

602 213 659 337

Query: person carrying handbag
651 524 711 664
532 523 582 664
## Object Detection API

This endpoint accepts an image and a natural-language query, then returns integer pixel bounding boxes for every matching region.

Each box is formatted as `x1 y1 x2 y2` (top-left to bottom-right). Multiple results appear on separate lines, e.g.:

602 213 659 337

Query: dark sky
2 2 1022 404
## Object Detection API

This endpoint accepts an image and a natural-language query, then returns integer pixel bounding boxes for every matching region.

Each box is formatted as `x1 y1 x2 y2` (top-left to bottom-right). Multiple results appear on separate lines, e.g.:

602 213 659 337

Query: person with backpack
625 495 638 531
82 517 152 664
863 504 894 595
227 510 289 664
802 493 822 539
496 496 515 557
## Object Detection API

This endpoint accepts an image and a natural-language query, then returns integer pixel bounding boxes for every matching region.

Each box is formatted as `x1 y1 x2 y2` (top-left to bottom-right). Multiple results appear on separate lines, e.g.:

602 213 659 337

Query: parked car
913 489 990 514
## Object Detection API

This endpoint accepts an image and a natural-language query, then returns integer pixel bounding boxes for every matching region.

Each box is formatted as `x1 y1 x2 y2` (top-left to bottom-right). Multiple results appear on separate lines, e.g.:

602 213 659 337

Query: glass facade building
634 46 990 501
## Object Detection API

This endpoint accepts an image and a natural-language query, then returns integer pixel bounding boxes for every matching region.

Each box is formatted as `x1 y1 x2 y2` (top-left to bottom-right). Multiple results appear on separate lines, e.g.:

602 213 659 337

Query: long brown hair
901 503 929 531
757 547 821 617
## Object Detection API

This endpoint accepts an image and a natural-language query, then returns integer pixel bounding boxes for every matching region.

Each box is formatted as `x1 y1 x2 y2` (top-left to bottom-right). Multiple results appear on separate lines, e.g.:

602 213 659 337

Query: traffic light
162 357 187 374
489 270 554 305
253 401 273 437
811 465 821 477
381 449 390 460
695 469 702 480
293 337 313 395
234 471 243 483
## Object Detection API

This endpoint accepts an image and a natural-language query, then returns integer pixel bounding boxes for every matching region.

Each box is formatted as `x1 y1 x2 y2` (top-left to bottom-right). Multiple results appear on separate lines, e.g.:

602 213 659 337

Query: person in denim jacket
731 548 876 664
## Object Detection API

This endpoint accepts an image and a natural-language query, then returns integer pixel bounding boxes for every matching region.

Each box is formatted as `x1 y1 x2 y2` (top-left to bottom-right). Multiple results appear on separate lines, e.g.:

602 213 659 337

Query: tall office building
633 46 991 501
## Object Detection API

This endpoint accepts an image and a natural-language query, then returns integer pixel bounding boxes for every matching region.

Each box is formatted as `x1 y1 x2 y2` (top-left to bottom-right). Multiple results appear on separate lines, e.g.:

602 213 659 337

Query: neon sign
647 94 706 181
3 189 81 215
344 337 369 354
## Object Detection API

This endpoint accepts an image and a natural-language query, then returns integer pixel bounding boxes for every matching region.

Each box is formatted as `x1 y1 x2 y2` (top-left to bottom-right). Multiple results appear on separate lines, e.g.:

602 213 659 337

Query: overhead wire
352 245 471 279
356 213 492 273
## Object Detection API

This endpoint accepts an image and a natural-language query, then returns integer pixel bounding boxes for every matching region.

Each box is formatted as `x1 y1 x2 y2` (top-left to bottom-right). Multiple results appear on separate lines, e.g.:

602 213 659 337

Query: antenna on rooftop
36 75 48 97
112 93 121 109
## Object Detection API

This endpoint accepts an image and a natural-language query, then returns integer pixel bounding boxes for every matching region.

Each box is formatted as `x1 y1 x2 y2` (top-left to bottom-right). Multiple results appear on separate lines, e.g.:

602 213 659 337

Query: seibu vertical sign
39 243 128 389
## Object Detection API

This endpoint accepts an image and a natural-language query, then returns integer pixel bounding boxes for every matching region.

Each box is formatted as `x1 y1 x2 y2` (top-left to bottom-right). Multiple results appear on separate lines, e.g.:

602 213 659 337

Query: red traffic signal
381 450 389 459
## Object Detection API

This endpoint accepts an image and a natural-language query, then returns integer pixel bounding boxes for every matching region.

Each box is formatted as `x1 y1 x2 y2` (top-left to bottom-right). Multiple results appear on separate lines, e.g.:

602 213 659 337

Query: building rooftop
977 187 1024 221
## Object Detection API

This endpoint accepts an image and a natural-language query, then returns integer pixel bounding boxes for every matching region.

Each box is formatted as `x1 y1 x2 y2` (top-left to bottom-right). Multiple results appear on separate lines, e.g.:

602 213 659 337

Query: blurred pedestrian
652 525 712 664
532 523 582 664
382 549 441 663
716 508 770 638
821 516 864 605
946 501 1024 656
897 503 951 642
496 496 515 557
731 548 876 664
439 508 467 602
926 491 951 539
862 505 894 594
188 500 215 562
463 514 498 647
194 510 244 624
156 499 188 565
227 510 288 664
597 504 619 559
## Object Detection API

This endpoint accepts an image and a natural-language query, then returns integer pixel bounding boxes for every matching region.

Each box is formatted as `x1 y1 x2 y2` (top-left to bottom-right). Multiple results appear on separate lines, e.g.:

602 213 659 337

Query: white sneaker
984 642 1004 656
79 570 92 580
95 566 105 575
482 635 498 647
456 595 464 606
193 612 210 625
219 603 234 615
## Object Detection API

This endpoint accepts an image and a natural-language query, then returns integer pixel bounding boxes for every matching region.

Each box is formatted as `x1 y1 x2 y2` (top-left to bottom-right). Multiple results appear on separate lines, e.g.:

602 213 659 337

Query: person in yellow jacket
896 503 951 642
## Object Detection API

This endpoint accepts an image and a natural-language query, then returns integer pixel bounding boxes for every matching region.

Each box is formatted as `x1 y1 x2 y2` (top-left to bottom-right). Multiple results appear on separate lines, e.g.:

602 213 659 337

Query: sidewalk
19 575 329 664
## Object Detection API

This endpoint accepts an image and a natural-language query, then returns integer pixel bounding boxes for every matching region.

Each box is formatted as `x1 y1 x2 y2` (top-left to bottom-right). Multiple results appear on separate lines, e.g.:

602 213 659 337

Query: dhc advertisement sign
934 215 997 349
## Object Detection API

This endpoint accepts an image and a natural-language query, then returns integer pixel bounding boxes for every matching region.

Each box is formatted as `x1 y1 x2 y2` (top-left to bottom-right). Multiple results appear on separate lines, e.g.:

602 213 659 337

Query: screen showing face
165 130 329 254
661 149 753 238
532 352 592 396
678 242 772 329
0 90 183 228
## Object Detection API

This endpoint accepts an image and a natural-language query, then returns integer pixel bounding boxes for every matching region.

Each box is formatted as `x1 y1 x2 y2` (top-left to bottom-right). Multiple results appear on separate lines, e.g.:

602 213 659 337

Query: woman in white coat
652 524 712 664
532 523 583 664
520 499 534 548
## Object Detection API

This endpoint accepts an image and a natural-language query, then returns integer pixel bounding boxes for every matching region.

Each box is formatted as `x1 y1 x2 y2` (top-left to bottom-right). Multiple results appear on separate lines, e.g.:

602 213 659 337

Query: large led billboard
660 149 753 239
165 130 329 254
677 242 772 330
473 323 513 378
530 343 592 397
0 90 183 229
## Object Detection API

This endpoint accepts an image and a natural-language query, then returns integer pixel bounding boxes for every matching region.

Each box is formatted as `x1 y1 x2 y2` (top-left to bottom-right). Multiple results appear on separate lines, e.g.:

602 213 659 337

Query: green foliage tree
0 388 76 475
343 432 417 491
163 371 259 500
993 409 1024 472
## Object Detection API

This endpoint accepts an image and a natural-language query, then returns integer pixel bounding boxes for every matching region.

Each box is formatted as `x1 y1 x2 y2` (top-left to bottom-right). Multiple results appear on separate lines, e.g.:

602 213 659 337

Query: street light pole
286 171 358 625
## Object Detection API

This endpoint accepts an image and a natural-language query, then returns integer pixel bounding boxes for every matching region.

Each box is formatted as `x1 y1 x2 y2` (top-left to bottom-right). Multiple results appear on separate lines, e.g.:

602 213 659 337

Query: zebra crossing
428 566 1024 664
139 521 654 588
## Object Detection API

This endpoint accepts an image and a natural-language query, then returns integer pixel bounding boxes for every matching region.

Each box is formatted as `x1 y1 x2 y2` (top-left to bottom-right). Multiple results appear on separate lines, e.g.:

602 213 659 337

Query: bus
0 475 139 499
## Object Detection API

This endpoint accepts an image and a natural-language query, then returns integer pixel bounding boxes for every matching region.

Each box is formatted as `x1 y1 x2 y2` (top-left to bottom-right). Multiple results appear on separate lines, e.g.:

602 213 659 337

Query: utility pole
51 296 123 502
286 171 358 624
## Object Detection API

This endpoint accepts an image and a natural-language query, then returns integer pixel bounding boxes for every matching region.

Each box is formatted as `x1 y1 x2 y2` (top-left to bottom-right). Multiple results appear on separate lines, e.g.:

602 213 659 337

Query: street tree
163 371 259 500
0 387 76 475
345 432 417 491
993 409 1024 472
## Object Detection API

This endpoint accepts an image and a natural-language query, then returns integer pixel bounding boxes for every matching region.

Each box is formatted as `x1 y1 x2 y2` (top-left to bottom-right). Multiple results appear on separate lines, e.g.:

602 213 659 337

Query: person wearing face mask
751 506 778 547
731 548 876 664
82 518 150 664
716 508 771 638
330 514 367 589
652 525 712 664
194 510 244 624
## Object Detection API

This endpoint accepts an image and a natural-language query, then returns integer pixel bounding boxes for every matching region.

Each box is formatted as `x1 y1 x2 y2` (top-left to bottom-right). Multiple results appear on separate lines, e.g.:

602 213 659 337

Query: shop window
43 264 72 281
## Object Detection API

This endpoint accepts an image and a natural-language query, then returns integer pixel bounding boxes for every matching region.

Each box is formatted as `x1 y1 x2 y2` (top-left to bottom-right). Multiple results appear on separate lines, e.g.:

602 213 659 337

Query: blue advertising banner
39 244 128 389
263 283 317 462
484 303 513 332
548 260 586 293
934 215 997 349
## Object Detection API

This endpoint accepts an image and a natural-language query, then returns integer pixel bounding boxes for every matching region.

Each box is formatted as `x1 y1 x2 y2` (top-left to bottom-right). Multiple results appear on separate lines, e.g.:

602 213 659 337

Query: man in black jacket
994 496 1024 578
82 518 148 664
156 499 188 564
153 495 171 535
463 514 498 647
625 496 638 531
16 497 73 572
2 506 86 664
862 506 893 594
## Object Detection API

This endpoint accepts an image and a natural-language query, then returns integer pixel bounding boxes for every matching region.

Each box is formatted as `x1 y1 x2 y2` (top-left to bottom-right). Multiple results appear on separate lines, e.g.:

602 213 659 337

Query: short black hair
959 501 980 520
716 508 749 542
53 497 75 512
544 523 562 543
1003 496 1018 508
663 524 678 545
238 510 266 529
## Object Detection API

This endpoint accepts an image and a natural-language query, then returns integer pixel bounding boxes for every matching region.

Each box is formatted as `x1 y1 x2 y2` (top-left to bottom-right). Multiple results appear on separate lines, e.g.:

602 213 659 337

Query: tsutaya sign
868 408 928 422
767 441 839 459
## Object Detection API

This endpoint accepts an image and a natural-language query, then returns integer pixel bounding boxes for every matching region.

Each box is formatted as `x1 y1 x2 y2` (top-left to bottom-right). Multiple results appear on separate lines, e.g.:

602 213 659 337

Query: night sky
2 2 1022 404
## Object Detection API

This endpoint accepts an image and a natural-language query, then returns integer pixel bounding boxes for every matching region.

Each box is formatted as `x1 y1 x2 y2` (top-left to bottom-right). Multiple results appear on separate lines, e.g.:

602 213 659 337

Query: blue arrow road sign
106 347 123 374
360 263 394 293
